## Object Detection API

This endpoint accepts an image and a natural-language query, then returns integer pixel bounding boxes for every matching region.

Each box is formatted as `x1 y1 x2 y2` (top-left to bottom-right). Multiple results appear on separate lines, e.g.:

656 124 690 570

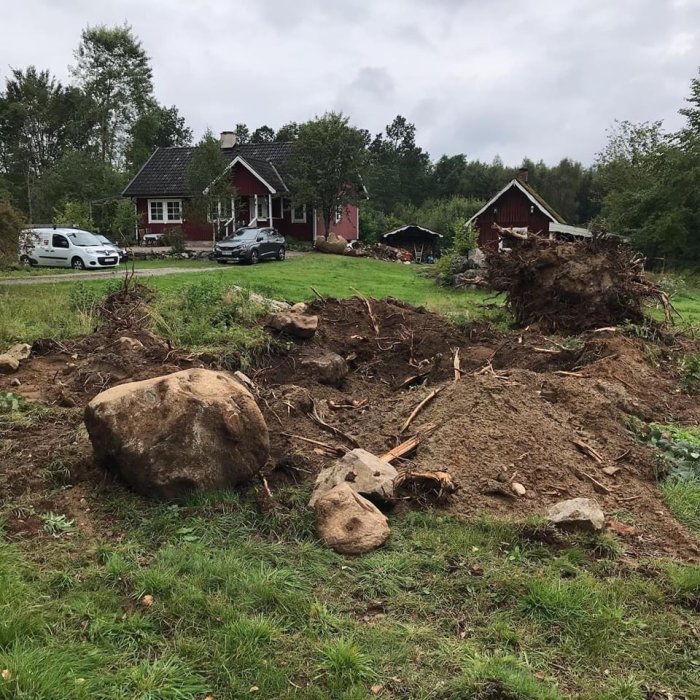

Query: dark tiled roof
122 142 294 197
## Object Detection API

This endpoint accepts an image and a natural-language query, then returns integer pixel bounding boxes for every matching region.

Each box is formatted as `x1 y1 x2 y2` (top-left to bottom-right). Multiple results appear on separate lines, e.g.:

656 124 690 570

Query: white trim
229 156 277 193
148 198 182 224
291 203 307 223
313 207 318 243
382 224 442 239
466 179 560 226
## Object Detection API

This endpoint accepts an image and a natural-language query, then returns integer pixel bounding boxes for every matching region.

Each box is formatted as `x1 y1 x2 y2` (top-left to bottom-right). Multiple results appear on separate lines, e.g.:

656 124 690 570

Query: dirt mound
2 295 699 558
486 237 671 332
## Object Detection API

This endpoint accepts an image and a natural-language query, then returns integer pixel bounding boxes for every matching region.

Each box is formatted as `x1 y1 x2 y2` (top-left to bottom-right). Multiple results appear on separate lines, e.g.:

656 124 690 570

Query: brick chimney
517 167 529 183
219 131 237 149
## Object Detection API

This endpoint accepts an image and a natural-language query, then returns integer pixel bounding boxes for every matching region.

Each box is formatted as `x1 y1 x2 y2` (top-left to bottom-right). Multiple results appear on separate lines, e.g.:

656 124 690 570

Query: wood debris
394 469 459 504
380 423 437 463
573 439 604 464
400 386 444 434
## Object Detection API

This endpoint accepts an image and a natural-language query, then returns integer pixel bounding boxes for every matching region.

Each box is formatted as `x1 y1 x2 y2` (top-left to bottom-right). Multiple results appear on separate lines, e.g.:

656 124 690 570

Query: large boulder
84 368 269 499
309 449 398 507
547 497 605 533
314 483 390 555
315 232 348 255
266 313 318 339
0 355 20 375
300 350 348 387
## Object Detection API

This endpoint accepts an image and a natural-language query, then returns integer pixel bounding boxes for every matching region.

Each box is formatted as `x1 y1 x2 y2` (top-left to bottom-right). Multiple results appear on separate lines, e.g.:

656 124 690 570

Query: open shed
381 224 442 260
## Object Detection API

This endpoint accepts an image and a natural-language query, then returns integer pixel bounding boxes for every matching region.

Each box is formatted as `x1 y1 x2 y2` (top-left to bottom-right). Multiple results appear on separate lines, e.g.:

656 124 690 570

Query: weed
664 563 700 610
445 654 562 700
42 456 73 486
40 512 75 537
317 638 375 687
678 353 700 394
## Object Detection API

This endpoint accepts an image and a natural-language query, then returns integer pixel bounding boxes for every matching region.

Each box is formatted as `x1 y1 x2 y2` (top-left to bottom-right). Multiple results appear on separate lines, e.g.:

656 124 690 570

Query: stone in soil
309 448 398 507
300 350 348 387
267 312 319 339
314 482 390 555
547 497 605 533
84 368 269 499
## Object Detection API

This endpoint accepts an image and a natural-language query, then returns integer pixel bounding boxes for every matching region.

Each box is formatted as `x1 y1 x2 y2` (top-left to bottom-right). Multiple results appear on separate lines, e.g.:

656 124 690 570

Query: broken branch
380 423 437 463
400 386 445 434
453 348 461 382
573 439 604 464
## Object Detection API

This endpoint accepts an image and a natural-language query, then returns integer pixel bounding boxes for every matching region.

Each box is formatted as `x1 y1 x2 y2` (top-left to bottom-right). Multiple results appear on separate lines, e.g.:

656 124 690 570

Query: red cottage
122 132 360 244
468 168 590 248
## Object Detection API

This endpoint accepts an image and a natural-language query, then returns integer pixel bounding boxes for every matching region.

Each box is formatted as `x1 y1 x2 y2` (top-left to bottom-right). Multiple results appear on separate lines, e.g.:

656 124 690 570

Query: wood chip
380 423 437 463
453 348 461 382
574 467 611 494
573 439 604 464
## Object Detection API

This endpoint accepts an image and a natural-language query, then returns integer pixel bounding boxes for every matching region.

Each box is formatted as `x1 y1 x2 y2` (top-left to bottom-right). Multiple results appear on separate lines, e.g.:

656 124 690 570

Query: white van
20 228 120 270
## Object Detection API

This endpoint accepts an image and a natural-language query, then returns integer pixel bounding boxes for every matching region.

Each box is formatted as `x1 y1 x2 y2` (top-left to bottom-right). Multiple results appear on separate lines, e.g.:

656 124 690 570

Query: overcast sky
2 0 698 165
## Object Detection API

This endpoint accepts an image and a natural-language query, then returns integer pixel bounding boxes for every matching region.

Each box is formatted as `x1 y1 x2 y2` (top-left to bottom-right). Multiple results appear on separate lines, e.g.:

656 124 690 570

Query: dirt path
1 266 232 286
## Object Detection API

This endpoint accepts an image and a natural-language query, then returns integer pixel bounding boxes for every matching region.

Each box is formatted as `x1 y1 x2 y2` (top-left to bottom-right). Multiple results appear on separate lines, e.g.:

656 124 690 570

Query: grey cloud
1 0 698 165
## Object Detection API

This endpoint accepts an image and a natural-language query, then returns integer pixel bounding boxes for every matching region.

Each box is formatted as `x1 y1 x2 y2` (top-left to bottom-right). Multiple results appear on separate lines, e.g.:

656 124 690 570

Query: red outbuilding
122 132 359 244
468 168 590 248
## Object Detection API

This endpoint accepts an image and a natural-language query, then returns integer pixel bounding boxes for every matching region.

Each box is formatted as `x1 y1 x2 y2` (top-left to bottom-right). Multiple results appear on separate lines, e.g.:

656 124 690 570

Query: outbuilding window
148 199 182 224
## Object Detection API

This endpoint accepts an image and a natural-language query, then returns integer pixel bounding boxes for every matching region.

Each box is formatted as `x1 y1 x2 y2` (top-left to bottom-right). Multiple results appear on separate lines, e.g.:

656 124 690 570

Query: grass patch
0 495 698 699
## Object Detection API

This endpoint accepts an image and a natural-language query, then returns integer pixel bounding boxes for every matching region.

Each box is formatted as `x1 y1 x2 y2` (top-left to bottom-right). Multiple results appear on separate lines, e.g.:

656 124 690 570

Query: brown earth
1 294 698 559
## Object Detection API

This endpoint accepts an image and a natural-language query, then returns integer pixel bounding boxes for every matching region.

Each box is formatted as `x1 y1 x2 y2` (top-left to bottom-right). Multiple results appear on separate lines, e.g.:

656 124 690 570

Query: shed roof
467 178 567 226
122 142 294 197
381 224 443 240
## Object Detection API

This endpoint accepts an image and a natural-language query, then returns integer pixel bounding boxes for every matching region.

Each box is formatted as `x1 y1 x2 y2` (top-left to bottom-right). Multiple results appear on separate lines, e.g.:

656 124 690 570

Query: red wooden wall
475 186 551 248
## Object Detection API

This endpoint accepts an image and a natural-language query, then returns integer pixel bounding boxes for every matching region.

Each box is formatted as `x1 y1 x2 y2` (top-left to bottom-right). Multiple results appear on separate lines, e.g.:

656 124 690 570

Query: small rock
140 594 154 607
0 354 19 375
267 312 318 339
10 378 21 387
511 482 527 497
602 466 621 476
309 449 398 507
5 343 31 361
314 483 390 555
547 497 605 533
290 302 308 314
300 351 348 387
117 336 144 349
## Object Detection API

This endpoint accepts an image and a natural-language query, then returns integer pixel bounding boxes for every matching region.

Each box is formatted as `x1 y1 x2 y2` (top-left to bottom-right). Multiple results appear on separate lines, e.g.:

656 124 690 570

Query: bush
164 227 186 254
52 200 93 230
0 198 25 269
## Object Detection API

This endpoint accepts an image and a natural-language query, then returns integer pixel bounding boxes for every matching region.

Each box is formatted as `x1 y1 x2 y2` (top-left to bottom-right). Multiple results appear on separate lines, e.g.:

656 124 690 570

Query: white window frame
256 195 269 221
148 199 182 224
335 205 343 224
291 203 307 223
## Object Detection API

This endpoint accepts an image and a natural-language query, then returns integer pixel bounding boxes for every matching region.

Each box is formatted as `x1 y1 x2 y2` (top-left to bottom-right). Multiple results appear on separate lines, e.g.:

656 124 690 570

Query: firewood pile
485 232 672 332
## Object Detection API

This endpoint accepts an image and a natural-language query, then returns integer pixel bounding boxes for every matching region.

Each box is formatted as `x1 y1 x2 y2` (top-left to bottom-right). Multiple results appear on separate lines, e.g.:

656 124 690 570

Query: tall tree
288 112 367 237
276 122 299 141
0 66 92 217
125 103 192 172
251 125 275 143
185 129 233 242
71 24 153 165
233 123 250 144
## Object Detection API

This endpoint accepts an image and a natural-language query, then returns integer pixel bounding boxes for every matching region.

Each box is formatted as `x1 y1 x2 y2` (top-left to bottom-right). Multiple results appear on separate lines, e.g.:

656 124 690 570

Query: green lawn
0 255 498 348
1 254 700 699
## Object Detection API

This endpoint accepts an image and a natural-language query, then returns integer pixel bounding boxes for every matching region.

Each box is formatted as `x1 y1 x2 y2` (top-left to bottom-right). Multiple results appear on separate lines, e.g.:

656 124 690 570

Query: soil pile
2 294 699 558
486 237 671 332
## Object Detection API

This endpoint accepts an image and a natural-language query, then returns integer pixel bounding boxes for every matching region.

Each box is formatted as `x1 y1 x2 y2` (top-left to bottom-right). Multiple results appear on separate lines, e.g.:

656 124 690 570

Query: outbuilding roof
381 224 443 239
122 142 294 198
467 178 567 226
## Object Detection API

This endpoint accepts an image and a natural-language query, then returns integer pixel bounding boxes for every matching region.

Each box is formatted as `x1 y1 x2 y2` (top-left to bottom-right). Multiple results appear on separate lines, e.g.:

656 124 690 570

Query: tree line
1 22 699 266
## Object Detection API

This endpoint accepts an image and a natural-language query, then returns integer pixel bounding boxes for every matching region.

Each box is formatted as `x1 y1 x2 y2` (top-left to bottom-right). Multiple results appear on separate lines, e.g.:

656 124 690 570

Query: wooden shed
381 224 442 261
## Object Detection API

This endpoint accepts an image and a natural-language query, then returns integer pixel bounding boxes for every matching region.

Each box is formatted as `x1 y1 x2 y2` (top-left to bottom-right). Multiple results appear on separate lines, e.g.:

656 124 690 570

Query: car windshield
226 228 260 241
67 230 102 247
96 235 114 245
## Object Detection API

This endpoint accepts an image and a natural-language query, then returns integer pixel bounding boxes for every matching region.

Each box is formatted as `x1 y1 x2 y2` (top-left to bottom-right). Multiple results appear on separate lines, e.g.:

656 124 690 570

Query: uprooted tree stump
485 236 672 333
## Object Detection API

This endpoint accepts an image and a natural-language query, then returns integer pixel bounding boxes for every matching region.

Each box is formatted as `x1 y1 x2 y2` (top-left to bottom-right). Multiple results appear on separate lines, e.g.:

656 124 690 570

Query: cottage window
292 204 306 223
256 196 269 221
149 201 164 222
149 199 182 224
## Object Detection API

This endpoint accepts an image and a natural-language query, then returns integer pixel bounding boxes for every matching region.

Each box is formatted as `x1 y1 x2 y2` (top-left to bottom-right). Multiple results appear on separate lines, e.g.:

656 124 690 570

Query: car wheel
276 247 286 261
249 250 259 265
71 257 85 270
20 255 32 267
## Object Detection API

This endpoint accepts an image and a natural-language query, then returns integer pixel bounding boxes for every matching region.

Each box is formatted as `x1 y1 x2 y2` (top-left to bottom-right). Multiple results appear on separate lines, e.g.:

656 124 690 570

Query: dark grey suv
214 227 286 265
